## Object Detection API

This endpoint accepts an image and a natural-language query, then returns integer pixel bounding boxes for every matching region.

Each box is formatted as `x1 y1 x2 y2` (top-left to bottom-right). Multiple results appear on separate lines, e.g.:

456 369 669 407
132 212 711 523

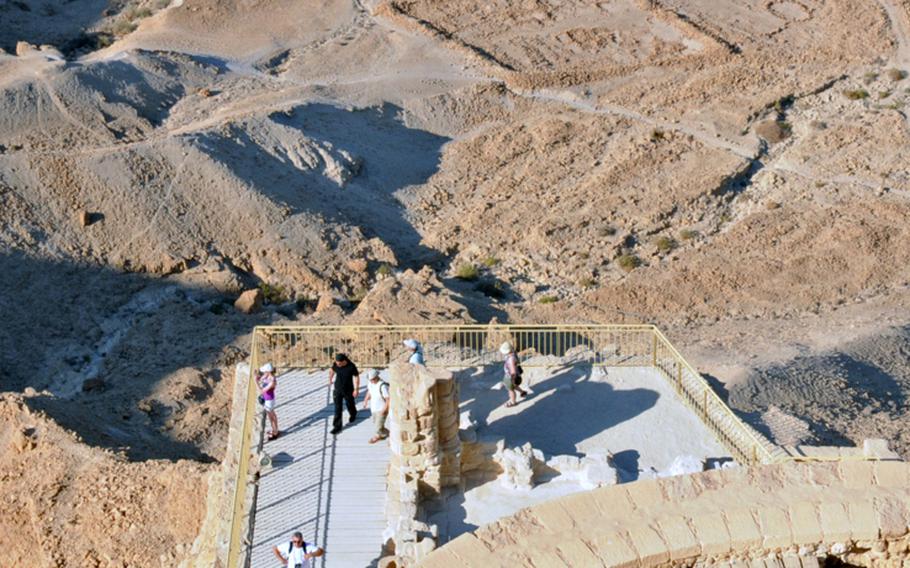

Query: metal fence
226 324 774 567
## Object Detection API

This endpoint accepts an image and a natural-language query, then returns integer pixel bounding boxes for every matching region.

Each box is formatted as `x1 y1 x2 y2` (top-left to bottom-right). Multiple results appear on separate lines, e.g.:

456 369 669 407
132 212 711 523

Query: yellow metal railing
223 323 857 567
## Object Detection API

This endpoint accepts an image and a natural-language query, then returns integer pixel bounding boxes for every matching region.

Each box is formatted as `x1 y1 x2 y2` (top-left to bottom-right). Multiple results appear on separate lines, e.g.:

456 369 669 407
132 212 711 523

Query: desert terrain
1 0 909 565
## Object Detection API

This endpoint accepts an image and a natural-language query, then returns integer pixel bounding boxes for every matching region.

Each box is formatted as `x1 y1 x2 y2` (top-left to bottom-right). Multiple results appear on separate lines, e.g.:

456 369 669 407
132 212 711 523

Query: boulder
315 293 334 313
234 289 263 314
82 378 106 392
77 210 92 227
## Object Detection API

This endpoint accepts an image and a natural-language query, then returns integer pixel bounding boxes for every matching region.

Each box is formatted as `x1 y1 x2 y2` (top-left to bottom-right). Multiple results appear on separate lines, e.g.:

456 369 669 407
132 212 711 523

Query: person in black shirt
328 353 360 434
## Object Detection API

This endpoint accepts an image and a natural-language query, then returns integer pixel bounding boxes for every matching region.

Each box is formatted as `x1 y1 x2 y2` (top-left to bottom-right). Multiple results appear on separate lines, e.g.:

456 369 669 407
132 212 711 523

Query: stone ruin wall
381 363 461 566
419 459 910 567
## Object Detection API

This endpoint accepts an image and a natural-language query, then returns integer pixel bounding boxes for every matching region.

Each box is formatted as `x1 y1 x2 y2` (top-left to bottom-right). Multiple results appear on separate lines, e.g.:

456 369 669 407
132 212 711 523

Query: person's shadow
459 363 659 458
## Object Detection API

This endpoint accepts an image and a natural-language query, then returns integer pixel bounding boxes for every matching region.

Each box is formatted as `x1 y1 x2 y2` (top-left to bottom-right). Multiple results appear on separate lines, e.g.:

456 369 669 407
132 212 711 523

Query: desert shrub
809 120 828 130
843 89 869 100
815 181 826 188
772 95 794 113
755 120 791 143
863 72 879 84
258 282 288 305
481 256 499 267
597 226 617 237
765 201 781 210
878 90 892 99
650 129 665 142
887 68 907 81
154 0 171 8
538 295 558 304
679 229 698 241
475 280 505 299
578 277 596 289
134 7 152 18
111 20 137 36
655 236 676 253
455 264 479 281
376 263 393 277
348 288 368 304
616 254 640 272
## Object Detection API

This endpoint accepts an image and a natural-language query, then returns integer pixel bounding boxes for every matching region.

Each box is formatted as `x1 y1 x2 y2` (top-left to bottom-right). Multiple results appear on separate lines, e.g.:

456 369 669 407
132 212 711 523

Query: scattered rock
82 378 106 392
234 289 263 314
315 293 334 313
660 455 705 477
580 453 618 488
493 441 544 490
77 210 92 227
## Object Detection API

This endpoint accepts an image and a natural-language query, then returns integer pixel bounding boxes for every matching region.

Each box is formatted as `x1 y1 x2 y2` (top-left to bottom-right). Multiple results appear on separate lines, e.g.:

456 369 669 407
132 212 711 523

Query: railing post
651 331 658 367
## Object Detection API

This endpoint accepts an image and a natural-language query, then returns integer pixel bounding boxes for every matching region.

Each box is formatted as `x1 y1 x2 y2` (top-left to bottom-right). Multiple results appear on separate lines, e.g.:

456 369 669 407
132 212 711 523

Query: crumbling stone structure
382 363 461 566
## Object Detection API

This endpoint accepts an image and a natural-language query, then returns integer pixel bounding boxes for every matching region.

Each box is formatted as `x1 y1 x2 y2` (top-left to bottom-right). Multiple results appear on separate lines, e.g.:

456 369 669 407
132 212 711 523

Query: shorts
263 399 275 412
502 374 514 390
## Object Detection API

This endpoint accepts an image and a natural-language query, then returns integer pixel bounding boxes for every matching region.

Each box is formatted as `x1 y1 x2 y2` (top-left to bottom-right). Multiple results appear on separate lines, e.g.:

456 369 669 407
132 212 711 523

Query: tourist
403 338 425 365
499 342 528 407
328 353 360 435
362 369 390 444
258 363 279 440
271 531 323 567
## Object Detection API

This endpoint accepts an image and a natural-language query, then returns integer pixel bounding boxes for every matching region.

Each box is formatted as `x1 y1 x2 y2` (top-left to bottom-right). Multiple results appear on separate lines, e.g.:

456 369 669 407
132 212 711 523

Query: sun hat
499 342 513 355
403 339 419 349
366 369 380 380
259 363 274 373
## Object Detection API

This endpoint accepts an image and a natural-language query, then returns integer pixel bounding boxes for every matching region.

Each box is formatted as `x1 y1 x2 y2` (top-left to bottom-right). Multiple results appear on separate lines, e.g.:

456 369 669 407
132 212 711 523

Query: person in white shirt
272 531 323 567
403 338 424 365
362 369 390 444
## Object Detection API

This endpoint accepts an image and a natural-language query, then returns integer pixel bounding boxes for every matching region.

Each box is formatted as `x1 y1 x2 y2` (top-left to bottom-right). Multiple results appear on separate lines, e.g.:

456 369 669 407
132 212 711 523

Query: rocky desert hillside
1 0 909 565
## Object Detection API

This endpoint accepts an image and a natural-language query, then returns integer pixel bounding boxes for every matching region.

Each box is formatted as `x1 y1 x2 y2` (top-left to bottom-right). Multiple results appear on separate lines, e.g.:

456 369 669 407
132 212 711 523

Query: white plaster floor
430 365 730 544
248 369 390 568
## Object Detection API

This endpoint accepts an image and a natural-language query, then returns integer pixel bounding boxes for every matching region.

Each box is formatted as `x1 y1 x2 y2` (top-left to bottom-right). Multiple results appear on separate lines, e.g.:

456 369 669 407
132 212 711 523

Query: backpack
287 540 308 559
511 356 524 386
379 381 390 400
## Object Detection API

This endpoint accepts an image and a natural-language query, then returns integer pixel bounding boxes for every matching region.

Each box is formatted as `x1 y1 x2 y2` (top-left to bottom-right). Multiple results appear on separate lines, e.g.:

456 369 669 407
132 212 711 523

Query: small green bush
655 236 676 253
887 68 907 81
376 263 393 277
538 295 558 304
650 129 665 142
481 256 499 268
863 72 879 84
134 7 152 18
597 226 617 237
258 282 288 305
878 90 892 99
455 264 479 281
111 20 137 36
843 89 870 100
578 277 596 289
679 229 698 241
349 287 368 303
616 254 640 272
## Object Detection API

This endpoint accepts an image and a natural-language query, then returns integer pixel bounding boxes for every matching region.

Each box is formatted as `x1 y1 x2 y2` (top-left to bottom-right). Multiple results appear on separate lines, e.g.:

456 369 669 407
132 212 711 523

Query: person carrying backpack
362 369 390 444
500 342 528 407
271 531 323 567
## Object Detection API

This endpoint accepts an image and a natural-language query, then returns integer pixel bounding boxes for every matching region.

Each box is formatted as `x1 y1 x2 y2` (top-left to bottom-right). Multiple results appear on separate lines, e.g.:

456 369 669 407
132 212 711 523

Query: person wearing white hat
362 369 390 444
403 338 424 365
257 362 279 440
499 342 527 407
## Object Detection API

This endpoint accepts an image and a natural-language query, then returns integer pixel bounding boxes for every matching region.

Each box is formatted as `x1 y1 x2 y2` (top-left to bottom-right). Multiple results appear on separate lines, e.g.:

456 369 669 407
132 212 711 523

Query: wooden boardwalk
249 370 389 568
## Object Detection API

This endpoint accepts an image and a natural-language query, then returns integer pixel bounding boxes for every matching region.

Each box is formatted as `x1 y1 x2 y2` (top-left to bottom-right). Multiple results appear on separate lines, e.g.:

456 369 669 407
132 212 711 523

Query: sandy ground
1 0 910 564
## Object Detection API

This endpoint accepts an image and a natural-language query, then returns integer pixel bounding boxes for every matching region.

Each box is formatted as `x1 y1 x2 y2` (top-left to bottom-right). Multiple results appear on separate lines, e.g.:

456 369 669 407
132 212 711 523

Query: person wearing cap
328 353 360 435
257 363 279 440
272 531 323 567
362 369 390 443
403 338 424 365
499 342 528 407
